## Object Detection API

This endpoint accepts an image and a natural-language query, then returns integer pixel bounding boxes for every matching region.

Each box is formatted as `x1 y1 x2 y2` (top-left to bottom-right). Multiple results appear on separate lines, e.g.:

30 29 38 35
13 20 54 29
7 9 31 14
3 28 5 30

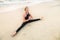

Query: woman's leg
16 21 28 33
27 18 41 23
11 22 28 37
16 18 41 33
11 18 41 37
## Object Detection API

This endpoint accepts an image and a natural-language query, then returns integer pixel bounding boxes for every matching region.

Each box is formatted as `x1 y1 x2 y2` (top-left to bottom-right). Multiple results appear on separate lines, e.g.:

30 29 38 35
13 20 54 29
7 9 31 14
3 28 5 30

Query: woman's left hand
29 17 32 20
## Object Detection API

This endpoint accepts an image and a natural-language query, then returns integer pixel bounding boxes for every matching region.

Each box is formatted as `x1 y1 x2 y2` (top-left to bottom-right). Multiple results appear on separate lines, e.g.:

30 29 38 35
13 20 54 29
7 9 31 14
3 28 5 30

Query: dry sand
0 1 60 40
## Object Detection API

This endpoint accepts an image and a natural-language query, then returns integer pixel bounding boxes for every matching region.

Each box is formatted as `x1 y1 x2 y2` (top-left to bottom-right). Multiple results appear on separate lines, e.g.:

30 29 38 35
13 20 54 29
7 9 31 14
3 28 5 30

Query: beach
0 1 60 40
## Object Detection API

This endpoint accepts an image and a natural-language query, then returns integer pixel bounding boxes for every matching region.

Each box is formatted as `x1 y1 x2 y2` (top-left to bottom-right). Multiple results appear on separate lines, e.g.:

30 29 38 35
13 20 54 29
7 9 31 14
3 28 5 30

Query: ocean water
0 0 54 6
0 0 54 13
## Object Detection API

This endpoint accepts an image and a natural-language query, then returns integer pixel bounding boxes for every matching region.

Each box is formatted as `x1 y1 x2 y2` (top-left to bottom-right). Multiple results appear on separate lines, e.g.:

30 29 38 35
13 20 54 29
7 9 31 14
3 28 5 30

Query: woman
11 6 43 37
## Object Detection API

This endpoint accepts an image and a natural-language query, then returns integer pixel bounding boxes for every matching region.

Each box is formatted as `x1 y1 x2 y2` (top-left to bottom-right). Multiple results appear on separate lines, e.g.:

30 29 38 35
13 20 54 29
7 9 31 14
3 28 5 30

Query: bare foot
40 17 44 20
11 31 17 37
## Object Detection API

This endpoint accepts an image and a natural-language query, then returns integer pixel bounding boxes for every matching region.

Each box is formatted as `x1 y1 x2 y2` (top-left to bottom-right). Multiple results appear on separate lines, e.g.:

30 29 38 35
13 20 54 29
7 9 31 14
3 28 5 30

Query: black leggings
16 18 41 33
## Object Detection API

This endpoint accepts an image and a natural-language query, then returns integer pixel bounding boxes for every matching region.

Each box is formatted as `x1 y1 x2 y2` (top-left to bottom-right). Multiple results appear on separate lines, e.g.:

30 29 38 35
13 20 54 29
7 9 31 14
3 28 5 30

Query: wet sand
0 1 60 40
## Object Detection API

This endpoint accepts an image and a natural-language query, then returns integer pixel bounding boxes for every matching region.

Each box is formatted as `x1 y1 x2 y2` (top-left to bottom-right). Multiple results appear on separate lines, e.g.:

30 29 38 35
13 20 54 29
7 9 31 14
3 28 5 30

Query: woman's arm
23 13 28 22
29 13 33 20
30 14 33 18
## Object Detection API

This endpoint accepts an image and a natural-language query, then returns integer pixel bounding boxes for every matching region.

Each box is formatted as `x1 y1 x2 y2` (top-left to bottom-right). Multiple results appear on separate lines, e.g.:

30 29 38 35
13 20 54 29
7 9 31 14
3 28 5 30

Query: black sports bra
25 13 30 20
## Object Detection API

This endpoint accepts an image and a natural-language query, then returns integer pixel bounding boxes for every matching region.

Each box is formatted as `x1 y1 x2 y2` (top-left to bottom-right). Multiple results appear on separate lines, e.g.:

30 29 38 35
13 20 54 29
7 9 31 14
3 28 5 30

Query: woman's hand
29 16 33 20
25 20 29 21
23 20 28 22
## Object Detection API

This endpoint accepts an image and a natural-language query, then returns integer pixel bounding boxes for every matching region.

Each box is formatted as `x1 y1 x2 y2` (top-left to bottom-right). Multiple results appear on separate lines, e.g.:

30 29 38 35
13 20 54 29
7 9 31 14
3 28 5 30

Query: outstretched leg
16 18 41 33
27 18 41 23
11 21 28 37
16 21 28 33
11 18 41 37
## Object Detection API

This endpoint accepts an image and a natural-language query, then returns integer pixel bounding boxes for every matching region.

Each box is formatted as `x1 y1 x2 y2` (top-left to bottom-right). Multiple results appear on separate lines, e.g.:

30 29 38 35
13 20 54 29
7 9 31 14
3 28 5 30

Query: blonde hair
24 6 28 11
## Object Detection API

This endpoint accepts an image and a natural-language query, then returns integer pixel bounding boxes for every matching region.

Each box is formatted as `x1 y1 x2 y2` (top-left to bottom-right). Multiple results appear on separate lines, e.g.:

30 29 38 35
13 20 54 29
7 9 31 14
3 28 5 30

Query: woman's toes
11 31 17 37
41 17 44 19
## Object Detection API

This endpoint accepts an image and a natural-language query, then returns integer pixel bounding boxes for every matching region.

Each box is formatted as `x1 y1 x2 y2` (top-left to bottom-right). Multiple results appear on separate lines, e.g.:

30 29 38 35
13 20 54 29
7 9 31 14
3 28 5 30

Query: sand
0 1 60 40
